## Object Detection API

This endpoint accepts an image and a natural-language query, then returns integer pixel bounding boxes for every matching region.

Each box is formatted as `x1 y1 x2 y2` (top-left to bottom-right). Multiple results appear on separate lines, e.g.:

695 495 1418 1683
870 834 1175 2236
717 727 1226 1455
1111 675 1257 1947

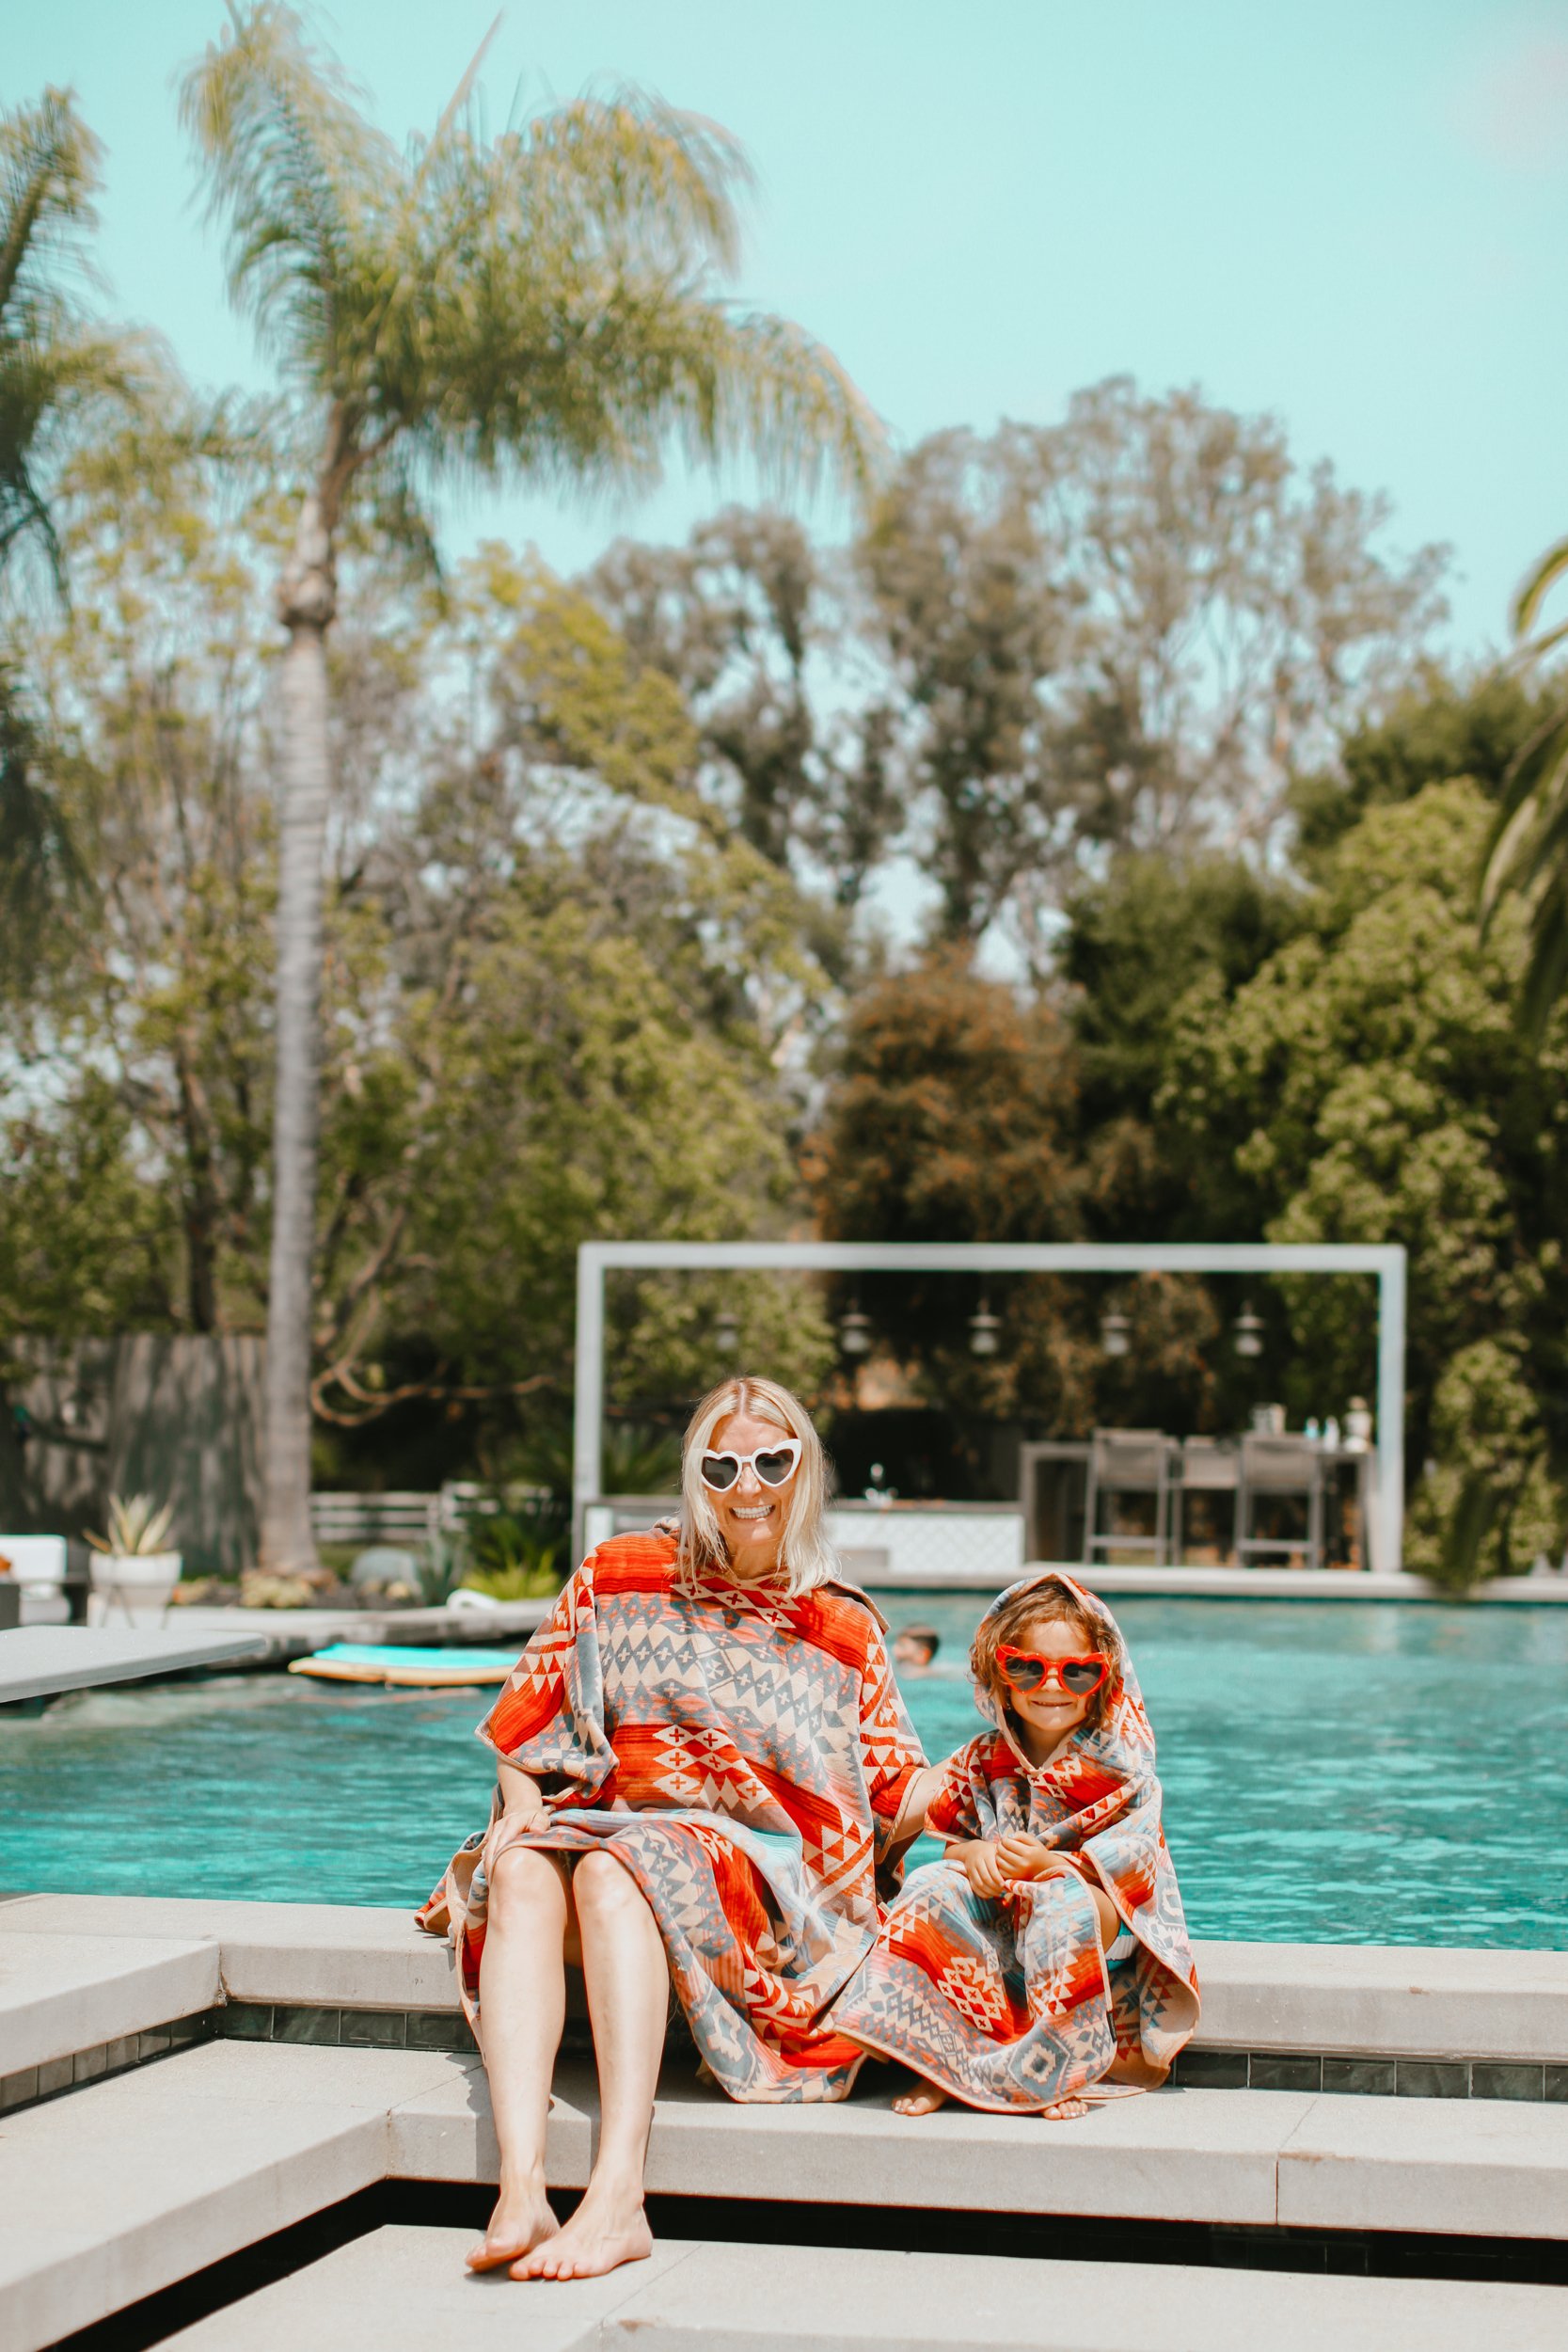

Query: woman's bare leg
467 1848 571 2270
514 1849 666 2281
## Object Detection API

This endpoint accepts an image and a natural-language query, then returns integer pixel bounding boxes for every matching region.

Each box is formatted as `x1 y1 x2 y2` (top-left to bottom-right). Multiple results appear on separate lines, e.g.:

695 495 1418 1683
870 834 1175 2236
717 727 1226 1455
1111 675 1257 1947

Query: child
834 1569 1198 2117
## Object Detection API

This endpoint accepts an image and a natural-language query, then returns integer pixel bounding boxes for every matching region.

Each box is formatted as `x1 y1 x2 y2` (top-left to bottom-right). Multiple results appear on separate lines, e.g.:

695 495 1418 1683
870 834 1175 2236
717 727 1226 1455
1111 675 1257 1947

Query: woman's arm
887 1760 942 1846
496 1756 548 1824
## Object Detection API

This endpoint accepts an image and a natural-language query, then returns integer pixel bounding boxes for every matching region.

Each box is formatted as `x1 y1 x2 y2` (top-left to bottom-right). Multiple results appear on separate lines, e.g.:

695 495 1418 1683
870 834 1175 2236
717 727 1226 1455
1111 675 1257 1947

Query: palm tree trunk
260 494 336 1571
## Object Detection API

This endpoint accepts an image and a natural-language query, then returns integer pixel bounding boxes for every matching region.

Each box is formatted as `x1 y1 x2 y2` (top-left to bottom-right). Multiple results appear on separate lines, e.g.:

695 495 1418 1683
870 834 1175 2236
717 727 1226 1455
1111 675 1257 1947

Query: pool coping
4 1895 1566 2124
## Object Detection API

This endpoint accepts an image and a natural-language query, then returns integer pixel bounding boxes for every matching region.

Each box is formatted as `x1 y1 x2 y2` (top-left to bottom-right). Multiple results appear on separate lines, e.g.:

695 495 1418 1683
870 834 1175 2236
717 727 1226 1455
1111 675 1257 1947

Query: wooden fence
0 1336 263 1575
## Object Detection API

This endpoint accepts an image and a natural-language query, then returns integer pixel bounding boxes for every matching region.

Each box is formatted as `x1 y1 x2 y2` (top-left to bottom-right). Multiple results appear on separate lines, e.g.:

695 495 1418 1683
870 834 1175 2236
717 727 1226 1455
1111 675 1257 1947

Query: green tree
860 381 1444 966
1164 778 1568 1581
1293 665 1554 866
2 412 285 1335
1481 536 1568 1038
1061 850 1305 1240
587 509 901 940
807 952 1220 1443
181 4 880 1568
0 87 159 961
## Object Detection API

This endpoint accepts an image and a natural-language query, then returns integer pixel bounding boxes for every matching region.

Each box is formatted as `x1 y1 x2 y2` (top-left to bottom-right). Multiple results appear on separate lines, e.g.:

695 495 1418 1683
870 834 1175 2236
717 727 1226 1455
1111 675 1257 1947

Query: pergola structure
573 1240 1409 1571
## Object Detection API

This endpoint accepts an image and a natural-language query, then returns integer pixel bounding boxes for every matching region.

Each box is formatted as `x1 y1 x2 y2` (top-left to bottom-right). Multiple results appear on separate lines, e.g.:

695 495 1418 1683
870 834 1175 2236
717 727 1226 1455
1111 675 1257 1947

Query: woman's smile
707 1410 799 1575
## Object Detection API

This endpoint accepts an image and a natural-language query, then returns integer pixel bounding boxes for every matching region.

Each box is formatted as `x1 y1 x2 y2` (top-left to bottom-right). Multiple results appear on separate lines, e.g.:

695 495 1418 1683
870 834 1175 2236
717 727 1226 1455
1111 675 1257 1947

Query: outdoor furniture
1172 1438 1242 1565
1236 1434 1325 1571
1082 1429 1178 1568
1018 1441 1090 1563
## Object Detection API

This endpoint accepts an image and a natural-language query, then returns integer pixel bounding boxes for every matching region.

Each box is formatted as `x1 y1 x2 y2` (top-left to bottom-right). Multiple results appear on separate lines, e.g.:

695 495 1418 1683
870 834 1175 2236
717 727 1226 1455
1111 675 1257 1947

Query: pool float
290 1642 518 1689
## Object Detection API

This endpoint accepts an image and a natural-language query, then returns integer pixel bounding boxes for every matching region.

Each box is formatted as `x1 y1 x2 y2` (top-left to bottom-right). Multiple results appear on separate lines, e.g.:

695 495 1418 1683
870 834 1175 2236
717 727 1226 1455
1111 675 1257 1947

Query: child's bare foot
891 2075 949 2116
467 2173 559 2271
1038 2095 1089 2121
511 2178 653 2280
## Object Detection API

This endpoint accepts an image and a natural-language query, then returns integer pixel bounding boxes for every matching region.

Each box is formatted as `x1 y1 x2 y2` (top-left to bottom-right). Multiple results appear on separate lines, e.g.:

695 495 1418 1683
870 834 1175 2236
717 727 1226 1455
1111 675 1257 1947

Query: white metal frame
573 1241 1409 1572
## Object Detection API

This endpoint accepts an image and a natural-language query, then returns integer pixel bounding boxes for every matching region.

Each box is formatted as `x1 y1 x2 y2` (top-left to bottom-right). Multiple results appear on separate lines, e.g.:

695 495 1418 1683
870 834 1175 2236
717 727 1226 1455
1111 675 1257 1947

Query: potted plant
85 1496 182 1625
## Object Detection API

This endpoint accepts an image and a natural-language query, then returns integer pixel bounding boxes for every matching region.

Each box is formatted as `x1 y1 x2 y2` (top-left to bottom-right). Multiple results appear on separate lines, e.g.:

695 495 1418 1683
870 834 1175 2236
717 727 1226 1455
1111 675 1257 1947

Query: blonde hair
970 1573 1125 1736
678 1375 837 1597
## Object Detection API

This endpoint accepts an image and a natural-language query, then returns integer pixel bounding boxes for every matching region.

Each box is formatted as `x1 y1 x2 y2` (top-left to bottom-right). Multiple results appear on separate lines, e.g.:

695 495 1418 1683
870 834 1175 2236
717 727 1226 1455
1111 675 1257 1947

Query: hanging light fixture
969 1295 1001 1358
1233 1301 1264 1359
839 1298 872 1357
1100 1308 1131 1359
714 1308 740 1356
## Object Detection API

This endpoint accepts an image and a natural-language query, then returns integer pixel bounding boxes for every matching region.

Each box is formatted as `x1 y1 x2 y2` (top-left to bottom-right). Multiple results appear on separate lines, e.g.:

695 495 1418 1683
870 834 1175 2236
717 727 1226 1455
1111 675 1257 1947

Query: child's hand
996 1833 1074 1883
950 1839 1009 1898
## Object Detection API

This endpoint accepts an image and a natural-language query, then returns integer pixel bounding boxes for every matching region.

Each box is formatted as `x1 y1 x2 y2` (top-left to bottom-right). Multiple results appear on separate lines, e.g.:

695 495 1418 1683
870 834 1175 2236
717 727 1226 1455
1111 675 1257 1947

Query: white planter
88 1549 182 1625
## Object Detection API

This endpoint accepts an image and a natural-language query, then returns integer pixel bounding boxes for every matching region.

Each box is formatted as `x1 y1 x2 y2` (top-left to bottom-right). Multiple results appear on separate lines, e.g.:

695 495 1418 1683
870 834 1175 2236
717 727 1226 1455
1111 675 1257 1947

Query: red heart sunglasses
995 1645 1112 1698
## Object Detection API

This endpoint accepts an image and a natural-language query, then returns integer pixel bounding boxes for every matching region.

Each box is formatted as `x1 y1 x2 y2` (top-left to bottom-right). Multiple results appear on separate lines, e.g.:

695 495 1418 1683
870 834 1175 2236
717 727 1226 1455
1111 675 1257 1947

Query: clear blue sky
13 0 1568 657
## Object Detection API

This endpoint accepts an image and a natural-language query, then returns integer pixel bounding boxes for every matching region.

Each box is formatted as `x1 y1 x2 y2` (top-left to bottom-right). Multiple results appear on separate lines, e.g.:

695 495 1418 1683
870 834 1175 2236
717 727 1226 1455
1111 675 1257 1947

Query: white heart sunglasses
698 1438 802 1494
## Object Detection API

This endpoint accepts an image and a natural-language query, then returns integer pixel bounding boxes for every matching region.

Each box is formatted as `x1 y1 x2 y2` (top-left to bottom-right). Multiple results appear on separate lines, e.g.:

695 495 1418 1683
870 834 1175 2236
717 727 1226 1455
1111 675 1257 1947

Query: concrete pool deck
0 1625 269 1704
1 1896 1565 2347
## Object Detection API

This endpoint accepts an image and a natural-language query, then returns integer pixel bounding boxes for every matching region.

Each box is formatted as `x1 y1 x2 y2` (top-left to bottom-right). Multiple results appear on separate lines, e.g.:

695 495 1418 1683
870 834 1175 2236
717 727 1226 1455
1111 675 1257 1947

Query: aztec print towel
832 1569 1198 2111
416 1526 925 2104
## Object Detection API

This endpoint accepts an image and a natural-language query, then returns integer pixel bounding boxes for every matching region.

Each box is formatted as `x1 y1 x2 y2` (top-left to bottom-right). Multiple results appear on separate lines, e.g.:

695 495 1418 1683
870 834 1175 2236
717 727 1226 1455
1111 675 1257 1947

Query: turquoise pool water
2 1598 1564 1947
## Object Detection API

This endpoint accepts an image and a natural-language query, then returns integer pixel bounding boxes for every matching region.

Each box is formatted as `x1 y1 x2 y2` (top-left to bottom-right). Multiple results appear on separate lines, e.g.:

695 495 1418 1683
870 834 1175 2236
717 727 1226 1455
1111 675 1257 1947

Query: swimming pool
2 1598 1564 1947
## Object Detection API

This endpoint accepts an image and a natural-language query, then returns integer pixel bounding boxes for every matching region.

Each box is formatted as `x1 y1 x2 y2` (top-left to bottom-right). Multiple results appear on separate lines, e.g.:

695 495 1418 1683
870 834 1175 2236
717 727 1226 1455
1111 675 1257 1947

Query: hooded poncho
416 1526 925 2103
832 1570 1198 2111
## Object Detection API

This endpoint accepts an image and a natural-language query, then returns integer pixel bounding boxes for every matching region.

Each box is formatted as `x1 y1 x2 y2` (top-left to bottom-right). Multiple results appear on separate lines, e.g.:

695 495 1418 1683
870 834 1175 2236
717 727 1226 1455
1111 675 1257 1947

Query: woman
417 1375 928 2284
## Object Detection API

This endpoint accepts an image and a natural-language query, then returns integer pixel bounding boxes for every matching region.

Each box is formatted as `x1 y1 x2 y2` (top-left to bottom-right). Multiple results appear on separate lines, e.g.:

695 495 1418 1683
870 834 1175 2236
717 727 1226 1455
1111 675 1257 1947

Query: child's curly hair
971 1574 1125 1737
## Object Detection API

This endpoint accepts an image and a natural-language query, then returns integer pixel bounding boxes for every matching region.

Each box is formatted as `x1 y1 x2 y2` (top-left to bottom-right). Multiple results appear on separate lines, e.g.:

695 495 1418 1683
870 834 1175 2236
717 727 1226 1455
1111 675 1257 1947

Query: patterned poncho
417 1526 925 2104
833 1570 1198 2111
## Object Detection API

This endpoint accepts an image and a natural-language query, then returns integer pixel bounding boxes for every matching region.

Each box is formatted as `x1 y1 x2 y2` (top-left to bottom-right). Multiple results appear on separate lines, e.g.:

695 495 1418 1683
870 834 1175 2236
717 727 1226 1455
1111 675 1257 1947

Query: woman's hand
949 1839 1010 1898
481 1761 548 1877
996 1833 1076 1884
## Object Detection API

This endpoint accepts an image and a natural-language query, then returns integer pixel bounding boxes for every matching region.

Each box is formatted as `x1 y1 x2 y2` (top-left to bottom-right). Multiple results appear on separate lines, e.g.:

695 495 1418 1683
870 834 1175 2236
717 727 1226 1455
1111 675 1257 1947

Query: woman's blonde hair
971 1573 1125 1736
678 1375 837 1597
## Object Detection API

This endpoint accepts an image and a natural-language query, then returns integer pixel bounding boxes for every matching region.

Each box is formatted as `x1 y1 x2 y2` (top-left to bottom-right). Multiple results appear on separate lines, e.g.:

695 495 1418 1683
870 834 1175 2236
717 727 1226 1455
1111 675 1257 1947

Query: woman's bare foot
891 2075 949 2116
1038 2095 1089 2121
511 2177 653 2281
467 2174 560 2272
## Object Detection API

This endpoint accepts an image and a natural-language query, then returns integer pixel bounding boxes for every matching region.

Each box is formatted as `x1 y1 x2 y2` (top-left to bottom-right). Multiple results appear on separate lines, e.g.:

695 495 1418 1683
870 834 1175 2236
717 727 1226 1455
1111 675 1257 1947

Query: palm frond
0 86 104 329
186 14 881 525
1512 534 1568 640
504 93 753 277
1517 871 1568 1044
0 89 165 597
179 2 393 389
1480 711 1568 916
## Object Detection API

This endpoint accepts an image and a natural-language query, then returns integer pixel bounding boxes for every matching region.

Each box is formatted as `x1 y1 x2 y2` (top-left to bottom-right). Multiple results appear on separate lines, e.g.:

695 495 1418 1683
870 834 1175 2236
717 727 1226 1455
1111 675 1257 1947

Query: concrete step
6 2038 1568 2349
161 2226 1568 2351
0 1926 219 2089
391 2055 1568 2241
8 1894 1566 2070
0 2039 483 2352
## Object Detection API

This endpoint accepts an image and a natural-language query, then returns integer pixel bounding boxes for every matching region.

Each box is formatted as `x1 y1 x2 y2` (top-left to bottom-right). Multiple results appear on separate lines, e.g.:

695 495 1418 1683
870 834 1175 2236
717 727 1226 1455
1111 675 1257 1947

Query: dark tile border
6 2007 1562 2120
0 2003 476 2117
1166 2046 1564 2101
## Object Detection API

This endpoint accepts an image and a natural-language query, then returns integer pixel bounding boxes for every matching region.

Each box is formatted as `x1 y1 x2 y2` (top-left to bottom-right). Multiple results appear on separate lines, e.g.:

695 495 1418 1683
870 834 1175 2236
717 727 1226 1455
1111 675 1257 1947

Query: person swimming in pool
892 1624 941 1675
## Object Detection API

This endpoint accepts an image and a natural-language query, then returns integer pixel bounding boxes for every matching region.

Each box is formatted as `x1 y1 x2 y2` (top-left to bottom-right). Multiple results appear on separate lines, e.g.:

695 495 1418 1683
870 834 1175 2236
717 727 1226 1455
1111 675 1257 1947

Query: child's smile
1006 1616 1096 1761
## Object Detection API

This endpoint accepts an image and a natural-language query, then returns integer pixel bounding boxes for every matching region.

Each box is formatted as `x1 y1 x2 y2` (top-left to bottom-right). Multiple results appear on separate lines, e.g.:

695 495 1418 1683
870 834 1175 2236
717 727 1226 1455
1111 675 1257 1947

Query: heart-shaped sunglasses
995 1644 1111 1698
699 1438 802 1493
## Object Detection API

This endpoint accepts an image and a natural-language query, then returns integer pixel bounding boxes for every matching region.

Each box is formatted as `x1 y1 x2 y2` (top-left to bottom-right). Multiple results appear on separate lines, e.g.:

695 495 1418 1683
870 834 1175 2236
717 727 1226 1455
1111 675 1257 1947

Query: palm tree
1481 537 1568 1039
0 87 155 957
182 5 881 1570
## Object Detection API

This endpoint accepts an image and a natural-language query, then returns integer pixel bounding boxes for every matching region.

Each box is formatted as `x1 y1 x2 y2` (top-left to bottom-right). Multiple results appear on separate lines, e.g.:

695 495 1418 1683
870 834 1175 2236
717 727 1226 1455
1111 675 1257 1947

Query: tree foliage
1163 777 1568 1580
181 4 880 542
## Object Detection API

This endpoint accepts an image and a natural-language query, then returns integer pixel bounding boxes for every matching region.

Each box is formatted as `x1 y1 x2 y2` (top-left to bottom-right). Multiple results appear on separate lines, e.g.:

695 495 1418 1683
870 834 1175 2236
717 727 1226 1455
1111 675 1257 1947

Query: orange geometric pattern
833 1570 1200 2112
418 1528 923 2104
